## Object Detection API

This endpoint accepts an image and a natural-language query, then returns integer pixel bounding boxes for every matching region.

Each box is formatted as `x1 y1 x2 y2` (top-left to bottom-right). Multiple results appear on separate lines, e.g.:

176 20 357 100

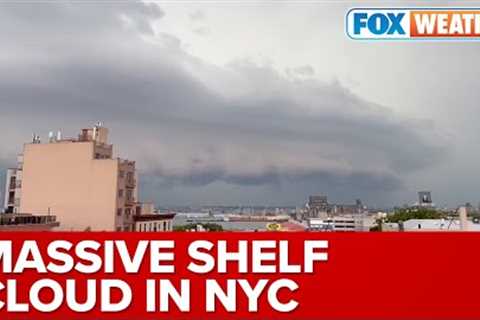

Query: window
118 189 124 197
125 208 131 217
9 177 16 190
163 221 167 231
117 208 122 216
116 227 121 232
7 192 14 204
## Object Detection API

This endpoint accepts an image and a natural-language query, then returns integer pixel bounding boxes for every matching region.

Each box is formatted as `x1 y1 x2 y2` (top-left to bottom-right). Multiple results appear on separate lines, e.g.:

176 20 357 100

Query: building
331 199 366 215
131 202 175 232
306 195 329 218
383 208 476 232
417 191 434 207
305 195 366 218
401 219 480 232
3 124 141 231
0 213 59 231
133 213 175 232
3 167 21 213
465 202 477 215
307 215 372 232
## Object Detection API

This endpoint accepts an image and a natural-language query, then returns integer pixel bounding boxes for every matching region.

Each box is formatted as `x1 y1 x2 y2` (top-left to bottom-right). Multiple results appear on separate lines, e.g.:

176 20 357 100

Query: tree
173 223 223 232
385 207 445 223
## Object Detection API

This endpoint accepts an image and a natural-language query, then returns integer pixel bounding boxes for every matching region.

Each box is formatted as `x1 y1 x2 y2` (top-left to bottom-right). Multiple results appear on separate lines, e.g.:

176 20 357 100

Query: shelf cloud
0 2 449 205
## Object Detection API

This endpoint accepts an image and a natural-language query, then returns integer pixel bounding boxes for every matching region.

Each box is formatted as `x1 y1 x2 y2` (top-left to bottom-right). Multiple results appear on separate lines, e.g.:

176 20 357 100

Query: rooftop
0 213 60 229
133 213 176 222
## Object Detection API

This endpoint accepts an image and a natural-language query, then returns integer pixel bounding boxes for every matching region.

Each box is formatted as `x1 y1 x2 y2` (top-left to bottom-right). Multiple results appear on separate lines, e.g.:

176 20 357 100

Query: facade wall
3 168 21 213
0 223 59 231
308 216 366 231
3 169 14 211
135 219 173 232
115 160 136 231
19 141 119 231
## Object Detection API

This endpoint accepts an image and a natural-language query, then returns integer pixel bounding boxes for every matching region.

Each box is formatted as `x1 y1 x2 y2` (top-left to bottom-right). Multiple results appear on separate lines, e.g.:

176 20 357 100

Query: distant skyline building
307 215 373 232
305 195 367 219
331 199 365 215
418 191 434 208
306 195 329 218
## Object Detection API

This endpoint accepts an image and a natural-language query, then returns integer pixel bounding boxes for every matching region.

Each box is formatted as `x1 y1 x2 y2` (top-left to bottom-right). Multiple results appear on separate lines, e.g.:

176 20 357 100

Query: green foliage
385 207 445 223
469 212 480 219
173 223 223 232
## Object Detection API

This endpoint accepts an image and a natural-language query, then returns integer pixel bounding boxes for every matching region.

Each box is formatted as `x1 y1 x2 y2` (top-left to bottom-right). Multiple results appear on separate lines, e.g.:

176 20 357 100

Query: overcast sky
0 1 479 208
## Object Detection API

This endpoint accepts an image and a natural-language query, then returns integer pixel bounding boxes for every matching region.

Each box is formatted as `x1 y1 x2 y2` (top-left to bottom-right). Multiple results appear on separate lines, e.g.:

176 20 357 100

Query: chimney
459 206 468 231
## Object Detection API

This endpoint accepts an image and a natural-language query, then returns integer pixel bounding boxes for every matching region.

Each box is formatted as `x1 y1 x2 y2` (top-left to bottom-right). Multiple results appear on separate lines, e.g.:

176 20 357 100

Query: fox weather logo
346 8 480 40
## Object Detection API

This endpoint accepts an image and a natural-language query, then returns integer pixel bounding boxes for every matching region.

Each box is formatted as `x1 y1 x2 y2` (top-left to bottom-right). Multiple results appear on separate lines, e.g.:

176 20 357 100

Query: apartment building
307 215 373 232
133 213 175 232
3 168 20 213
3 124 139 231
0 213 59 231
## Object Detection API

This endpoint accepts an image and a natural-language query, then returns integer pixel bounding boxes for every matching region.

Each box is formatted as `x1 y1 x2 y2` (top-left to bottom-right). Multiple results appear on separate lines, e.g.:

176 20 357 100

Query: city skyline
0 1 479 207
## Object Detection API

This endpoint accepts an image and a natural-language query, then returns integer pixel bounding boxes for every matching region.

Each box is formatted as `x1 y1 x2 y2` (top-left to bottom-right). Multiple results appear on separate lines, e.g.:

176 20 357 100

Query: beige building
5 124 139 231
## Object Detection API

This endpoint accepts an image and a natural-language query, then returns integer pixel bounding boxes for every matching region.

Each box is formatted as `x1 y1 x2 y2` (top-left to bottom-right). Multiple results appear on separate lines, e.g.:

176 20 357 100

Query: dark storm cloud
0 2 448 205
0 2 163 35
151 170 402 191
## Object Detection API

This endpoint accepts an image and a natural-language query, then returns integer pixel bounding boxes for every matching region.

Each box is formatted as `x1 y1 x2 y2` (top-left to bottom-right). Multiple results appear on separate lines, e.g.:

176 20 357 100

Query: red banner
0 232 478 319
